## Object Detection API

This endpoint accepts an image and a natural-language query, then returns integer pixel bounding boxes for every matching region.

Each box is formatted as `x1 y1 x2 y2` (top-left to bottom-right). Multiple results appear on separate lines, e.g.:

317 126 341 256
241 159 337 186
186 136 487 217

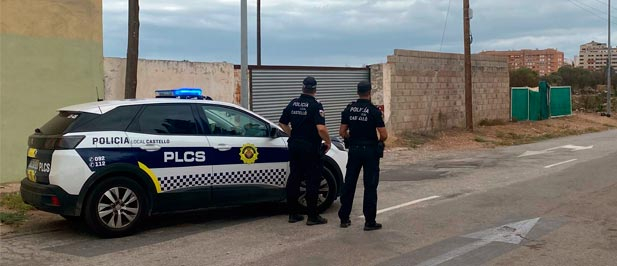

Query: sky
103 0 616 66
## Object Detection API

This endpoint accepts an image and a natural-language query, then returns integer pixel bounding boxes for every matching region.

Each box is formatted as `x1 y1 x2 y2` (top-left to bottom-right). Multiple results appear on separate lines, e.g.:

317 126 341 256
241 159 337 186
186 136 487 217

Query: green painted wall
0 0 103 183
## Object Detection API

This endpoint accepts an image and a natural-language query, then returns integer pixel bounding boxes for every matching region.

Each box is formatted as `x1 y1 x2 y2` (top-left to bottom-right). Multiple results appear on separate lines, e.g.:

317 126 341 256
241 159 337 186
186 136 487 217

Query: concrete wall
104 58 236 104
1 0 104 182
371 49 510 137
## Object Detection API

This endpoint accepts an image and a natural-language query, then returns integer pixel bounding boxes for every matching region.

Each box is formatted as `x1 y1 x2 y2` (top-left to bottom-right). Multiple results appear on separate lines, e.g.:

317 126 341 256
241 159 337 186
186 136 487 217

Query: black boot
288 214 304 223
364 222 382 231
340 219 352 228
306 215 328 225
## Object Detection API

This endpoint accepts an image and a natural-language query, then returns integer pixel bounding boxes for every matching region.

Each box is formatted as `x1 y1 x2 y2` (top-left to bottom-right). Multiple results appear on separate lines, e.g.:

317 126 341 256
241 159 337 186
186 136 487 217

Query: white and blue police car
20 89 348 237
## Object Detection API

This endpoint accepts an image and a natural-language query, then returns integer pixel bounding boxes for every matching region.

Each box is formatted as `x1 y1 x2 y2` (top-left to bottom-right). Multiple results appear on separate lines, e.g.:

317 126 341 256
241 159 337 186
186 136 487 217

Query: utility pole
125 0 139 99
241 0 249 108
257 0 262 66
608 0 612 116
464 0 473 130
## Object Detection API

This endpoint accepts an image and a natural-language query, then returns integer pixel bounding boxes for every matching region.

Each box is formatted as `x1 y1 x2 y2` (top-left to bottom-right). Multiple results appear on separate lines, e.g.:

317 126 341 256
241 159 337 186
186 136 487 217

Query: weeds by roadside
0 192 32 225
478 119 508 127
399 131 437 148
474 136 489 143
393 113 617 151
0 212 27 225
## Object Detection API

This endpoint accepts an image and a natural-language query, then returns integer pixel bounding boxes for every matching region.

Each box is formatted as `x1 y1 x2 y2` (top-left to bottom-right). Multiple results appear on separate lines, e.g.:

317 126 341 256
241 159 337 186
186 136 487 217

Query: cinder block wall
104 58 236 104
371 50 510 137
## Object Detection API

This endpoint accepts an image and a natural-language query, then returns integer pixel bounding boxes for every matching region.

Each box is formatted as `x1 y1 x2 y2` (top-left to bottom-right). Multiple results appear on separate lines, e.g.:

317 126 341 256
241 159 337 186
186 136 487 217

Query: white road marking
416 218 541 266
359 195 440 218
544 159 578 169
518 145 593 157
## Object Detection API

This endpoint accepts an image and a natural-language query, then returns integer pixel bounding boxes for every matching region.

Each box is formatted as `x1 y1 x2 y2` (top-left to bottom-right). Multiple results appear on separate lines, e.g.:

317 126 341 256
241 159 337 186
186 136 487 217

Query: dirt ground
1 112 616 235
395 112 617 152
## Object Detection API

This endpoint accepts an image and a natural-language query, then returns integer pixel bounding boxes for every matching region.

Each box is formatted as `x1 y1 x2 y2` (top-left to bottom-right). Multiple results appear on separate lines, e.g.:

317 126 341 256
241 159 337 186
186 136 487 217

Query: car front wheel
298 167 337 213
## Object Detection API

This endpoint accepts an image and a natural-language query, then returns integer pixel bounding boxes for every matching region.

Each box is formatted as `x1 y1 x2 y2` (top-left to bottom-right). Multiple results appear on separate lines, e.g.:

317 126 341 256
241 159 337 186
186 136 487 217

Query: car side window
130 104 198 135
71 105 142 132
201 105 268 137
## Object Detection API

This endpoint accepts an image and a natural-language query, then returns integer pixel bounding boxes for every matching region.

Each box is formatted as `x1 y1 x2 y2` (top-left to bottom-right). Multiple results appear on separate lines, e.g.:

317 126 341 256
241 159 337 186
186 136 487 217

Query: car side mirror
269 127 279 138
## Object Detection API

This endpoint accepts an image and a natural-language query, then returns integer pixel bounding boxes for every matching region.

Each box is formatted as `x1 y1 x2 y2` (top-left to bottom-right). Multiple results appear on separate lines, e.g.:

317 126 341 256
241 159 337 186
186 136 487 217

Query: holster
377 141 385 158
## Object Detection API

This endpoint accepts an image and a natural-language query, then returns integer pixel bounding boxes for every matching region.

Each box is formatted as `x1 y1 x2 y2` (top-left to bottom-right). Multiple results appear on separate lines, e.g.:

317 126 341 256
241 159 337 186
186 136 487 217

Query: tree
509 68 539 87
545 72 563 86
125 0 140 99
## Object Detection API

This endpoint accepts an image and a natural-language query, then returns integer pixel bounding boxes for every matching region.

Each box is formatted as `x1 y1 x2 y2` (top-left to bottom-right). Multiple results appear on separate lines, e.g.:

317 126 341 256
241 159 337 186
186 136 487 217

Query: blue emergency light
155 88 212 100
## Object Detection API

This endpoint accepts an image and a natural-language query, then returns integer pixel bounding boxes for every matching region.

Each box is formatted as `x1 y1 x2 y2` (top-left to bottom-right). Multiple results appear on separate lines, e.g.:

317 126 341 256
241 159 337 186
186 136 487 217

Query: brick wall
371 49 510 137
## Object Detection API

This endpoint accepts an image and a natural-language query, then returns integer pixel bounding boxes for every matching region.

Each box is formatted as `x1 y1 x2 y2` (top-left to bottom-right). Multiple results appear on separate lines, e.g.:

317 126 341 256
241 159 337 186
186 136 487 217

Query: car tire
84 176 147 238
298 167 337 214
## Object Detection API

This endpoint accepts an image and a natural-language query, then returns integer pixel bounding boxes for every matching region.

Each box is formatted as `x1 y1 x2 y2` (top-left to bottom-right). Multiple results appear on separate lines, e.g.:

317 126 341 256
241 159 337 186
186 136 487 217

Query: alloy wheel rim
298 177 329 207
97 186 139 229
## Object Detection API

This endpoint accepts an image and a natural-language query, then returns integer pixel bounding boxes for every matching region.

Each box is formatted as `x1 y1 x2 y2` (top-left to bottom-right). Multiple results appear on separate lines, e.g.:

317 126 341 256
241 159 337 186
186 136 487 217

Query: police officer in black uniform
279 76 331 225
338 81 388 231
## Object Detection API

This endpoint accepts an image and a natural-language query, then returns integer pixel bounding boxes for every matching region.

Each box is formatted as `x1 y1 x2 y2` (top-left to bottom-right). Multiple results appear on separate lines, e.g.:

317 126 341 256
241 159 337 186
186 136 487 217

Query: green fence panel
550 86 572 117
511 87 529 121
539 81 550 120
529 90 541 121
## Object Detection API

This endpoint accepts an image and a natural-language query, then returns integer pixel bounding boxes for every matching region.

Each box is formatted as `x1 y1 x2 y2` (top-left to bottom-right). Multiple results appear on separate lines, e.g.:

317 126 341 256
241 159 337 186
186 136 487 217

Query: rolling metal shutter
251 67 369 134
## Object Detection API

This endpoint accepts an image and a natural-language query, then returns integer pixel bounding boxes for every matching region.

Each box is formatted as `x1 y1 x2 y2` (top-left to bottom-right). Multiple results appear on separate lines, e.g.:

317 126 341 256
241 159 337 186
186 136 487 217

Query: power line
575 0 611 14
439 0 453 52
591 0 617 11
568 0 617 25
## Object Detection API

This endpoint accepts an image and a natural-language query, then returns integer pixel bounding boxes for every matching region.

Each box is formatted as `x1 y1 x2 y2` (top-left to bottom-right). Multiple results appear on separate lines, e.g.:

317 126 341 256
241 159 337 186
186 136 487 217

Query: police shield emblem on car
239 143 259 164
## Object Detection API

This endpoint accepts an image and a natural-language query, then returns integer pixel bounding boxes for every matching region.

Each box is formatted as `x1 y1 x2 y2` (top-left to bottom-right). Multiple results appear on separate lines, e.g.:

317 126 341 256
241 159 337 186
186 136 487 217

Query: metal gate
250 66 370 134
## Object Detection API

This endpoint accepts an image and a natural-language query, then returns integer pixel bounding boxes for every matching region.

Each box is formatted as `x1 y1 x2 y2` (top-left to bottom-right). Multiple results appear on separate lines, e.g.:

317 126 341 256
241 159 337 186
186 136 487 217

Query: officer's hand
323 142 331 154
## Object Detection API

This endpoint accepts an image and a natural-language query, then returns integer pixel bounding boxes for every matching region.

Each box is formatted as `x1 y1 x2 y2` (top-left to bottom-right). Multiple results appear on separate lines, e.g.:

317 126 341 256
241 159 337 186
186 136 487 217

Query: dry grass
396 112 617 151
0 192 32 226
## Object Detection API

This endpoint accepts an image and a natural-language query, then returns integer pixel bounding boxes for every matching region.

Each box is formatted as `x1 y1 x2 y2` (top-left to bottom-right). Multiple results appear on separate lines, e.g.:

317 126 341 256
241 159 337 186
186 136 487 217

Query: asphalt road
1 130 616 266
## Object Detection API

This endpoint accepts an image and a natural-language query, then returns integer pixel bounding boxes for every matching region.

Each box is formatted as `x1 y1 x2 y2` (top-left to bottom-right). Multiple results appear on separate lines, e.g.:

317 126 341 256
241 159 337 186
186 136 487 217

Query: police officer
338 81 388 231
279 76 331 225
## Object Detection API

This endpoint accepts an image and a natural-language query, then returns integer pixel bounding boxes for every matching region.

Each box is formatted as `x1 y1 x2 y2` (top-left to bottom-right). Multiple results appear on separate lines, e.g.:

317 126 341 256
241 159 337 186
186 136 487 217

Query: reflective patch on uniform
239 143 259 164
319 110 325 117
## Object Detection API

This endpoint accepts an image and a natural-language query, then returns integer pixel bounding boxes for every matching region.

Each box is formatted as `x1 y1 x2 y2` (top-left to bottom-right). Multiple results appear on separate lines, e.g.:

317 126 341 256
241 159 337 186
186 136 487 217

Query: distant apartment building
578 41 617 71
478 49 564 76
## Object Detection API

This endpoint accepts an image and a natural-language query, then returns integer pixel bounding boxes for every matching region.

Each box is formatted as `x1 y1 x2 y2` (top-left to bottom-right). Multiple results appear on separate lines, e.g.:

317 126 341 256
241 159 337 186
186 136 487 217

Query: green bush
0 192 33 212
0 212 27 225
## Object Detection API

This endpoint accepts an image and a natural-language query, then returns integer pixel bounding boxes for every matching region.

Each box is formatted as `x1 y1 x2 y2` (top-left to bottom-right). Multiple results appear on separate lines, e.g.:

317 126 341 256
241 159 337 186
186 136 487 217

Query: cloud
103 0 613 65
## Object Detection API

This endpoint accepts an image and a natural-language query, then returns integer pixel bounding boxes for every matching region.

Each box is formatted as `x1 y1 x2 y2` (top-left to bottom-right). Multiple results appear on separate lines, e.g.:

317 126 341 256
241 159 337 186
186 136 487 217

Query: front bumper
20 178 80 216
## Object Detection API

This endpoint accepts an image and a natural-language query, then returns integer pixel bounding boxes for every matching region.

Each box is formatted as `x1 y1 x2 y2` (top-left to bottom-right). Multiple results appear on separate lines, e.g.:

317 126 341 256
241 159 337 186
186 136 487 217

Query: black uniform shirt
279 94 326 145
341 99 385 145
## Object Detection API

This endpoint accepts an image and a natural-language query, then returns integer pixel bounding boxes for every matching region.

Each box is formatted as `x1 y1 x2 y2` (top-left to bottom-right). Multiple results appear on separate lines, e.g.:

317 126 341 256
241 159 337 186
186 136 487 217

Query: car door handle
140 144 161 152
215 144 232 151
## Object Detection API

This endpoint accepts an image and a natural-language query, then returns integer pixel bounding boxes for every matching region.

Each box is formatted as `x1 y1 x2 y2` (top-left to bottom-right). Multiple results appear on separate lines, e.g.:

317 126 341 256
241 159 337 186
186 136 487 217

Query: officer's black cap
357 81 371 93
303 76 317 90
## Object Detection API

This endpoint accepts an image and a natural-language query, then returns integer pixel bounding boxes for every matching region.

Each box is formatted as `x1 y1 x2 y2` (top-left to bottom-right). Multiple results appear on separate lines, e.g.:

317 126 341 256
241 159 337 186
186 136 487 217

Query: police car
20 89 347 237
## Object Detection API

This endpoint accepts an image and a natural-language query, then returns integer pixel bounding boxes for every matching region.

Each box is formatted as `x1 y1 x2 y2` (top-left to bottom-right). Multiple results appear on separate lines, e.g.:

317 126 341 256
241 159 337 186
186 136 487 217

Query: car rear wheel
84 177 146 238
298 167 337 214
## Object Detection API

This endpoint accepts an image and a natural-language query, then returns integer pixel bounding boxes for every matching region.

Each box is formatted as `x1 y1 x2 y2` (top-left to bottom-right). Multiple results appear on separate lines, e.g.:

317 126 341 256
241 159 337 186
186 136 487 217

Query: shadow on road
41 202 288 257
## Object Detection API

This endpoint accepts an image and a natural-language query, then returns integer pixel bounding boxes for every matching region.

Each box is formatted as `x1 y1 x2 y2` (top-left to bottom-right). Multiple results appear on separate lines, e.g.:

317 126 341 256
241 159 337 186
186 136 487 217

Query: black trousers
338 144 380 224
286 139 322 218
